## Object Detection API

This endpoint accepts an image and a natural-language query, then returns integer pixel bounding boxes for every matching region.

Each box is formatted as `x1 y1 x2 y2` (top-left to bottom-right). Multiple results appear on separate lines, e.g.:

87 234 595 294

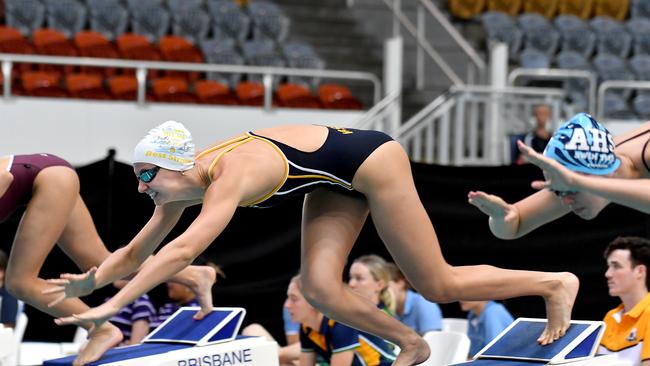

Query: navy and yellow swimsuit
195 126 394 208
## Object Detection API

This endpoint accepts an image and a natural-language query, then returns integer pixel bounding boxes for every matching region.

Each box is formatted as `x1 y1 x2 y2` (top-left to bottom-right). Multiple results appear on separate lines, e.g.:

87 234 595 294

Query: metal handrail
353 90 401 131
508 68 597 115
0 53 381 108
597 80 650 120
380 0 464 86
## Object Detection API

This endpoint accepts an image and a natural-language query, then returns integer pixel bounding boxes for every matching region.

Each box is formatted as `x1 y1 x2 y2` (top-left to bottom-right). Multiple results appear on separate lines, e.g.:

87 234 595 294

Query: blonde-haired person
51 122 578 365
0 152 216 366
386 262 443 335
285 274 391 366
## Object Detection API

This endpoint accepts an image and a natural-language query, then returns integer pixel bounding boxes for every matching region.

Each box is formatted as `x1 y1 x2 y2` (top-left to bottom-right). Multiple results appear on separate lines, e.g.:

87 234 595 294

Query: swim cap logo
133 120 195 171
561 126 616 169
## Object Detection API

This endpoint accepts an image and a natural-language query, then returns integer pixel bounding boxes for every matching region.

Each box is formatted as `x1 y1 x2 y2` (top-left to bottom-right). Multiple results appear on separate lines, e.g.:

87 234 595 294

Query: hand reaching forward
467 191 512 219
517 140 579 193
55 302 119 333
43 267 98 307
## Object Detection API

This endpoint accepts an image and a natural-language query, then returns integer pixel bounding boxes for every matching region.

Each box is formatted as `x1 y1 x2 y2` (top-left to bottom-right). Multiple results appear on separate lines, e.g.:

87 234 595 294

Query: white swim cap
133 120 195 171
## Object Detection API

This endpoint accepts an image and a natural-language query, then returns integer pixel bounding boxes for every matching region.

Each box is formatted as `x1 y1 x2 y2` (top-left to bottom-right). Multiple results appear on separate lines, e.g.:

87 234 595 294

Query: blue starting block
44 307 279 366
451 318 628 366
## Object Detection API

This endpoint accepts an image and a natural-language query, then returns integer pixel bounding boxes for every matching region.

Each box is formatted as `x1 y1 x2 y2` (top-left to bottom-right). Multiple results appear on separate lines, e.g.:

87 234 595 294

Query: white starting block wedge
43 307 279 366
451 318 630 366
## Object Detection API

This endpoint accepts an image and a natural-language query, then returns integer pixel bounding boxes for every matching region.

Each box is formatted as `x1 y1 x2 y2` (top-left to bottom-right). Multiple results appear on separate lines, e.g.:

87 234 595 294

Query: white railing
351 90 401 133
0 53 381 110
508 68 597 116
396 86 565 165
597 80 650 120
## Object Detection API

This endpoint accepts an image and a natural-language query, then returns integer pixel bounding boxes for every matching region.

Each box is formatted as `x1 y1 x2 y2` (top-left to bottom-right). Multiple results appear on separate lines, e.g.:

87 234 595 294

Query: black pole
106 148 116 246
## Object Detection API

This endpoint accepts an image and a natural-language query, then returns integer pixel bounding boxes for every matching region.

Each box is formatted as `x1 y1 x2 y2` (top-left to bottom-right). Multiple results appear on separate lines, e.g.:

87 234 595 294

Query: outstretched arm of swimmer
54 175 242 327
44 200 190 303
519 140 650 214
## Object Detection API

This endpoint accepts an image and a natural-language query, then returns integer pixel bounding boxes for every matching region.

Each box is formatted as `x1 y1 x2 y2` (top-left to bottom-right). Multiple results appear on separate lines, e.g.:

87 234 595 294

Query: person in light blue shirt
283 306 300 343
460 300 514 357
386 262 443 335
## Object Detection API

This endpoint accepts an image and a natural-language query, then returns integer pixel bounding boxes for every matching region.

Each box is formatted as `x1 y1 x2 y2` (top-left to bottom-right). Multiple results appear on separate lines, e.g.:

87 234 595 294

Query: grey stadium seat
208 0 251 44
87 0 128 40
248 1 290 42
130 4 171 42
5 0 46 36
44 0 88 38
482 11 522 59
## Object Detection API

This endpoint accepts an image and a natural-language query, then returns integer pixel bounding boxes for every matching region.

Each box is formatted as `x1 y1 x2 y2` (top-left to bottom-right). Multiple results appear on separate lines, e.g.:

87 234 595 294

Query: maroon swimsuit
0 154 74 223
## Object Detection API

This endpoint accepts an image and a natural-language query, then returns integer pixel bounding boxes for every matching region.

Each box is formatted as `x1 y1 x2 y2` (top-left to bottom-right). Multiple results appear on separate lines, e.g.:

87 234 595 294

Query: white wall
0 98 363 166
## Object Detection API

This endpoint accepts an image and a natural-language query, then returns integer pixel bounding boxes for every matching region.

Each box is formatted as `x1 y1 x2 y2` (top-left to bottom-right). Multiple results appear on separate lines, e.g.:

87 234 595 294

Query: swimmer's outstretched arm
520 141 650 214
56 176 242 327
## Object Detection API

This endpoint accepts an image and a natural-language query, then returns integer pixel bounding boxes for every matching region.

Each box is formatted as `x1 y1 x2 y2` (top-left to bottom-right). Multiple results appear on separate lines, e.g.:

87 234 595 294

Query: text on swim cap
563 128 614 153
145 150 193 164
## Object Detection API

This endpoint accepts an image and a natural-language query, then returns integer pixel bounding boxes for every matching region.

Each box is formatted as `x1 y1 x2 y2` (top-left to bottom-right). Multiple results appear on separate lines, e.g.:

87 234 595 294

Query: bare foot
188 266 217 319
538 272 580 345
73 322 123 366
393 337 430 366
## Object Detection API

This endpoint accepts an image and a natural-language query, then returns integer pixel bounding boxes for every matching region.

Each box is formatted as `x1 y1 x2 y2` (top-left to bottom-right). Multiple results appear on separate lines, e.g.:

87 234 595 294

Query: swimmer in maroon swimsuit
0 153 216 366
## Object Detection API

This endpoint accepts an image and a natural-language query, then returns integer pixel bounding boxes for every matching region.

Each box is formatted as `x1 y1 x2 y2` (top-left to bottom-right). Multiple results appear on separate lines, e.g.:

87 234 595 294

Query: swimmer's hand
43 267 98 307
55 302 118 333
468 191 512 219
517 140 578 193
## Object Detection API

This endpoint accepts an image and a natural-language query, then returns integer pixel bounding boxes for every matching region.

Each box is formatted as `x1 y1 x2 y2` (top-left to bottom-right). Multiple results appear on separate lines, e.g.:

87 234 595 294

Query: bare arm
468 189 569 239
127 319 150 345
298 352 316 366
330 350 355 366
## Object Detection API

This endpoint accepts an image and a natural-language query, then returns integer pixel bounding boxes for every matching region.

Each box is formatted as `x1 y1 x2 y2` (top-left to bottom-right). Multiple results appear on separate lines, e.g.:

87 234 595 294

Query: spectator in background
598 237 650 366
150 281 200 329
385 262 443 335
0 249 18 328
459 300 514 357
106 280 156 346
511 104 552 165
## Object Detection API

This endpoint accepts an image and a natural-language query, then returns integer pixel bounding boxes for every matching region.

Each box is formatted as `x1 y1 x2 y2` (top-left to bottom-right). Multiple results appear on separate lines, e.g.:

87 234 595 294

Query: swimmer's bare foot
73 323 122 366
538 272 580 346
393 337 430 366
188 265 217 319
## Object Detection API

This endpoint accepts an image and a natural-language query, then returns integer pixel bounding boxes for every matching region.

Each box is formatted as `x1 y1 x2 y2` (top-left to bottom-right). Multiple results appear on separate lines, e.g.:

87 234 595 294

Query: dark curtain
1 157 647 343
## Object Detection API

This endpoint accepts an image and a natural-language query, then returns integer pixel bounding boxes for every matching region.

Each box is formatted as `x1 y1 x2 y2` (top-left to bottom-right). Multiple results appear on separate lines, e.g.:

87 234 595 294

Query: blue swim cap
543 113 620 175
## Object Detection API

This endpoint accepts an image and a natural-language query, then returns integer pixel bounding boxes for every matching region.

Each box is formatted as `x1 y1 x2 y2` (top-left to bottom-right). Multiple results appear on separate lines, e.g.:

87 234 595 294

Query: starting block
452 318 629 366
43 307 279 366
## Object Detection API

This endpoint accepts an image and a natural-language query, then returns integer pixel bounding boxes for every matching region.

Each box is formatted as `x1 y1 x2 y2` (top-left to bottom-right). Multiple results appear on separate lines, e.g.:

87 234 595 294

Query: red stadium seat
108 75 138 100
66 73 111 100
116 33 162 78
448 0 486 20
276 83 320 109
152 77 197 103
74 31 120 76
21 71 67 97
318 84 362 110
32 28 78 74
159 35 204 81
195 80 239 105
522 0 559 18
0 26 35 80
486 0 522 16
557 0 594 19
236 81 265 106
593 0 628 20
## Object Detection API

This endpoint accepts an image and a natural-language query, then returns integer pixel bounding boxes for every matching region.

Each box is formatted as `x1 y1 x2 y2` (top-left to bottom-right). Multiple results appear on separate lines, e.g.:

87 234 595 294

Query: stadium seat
208 0 251 43
167 0 204 13
65 73 111 99
242 39 286 87
318 84 362 110
602 92 636 119
87 0 129 41
248 1 290 42
557 0 594 19
282 42 325 89
590 16 632 58
152 77 198 103
130 4 171 42
482 11 523 59
125 0 164 12
21 71 68 97
236 81 265 106
486 0 522 15
276 83 321 109
0 26 36 74
593 53 635 100
448 0 486 20
520 48 551 68
159 35 204 81
629 54 650 80
631 0 650 18
195 79 239 105
593 0 629 20
554 15 596 56
107 75 138 100
171 7 211 45
5 0 46 36
517 13 559 56
74 30 120 76
116 33 162 78
633 92 650 119
32 28 79 74
522 0 559 18
626 18 650 55
44 0 87 39
201 37 245 87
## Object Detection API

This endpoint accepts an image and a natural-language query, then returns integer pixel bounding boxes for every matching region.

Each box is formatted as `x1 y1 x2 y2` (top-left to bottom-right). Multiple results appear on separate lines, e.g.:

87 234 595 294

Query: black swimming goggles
137 166 160 183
